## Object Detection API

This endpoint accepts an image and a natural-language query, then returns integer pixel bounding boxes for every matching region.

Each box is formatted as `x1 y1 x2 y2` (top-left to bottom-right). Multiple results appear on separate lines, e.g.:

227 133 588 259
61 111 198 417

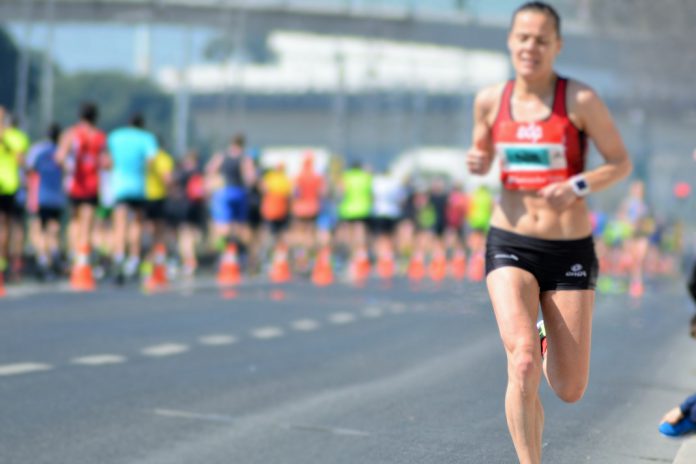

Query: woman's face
508 11 562 80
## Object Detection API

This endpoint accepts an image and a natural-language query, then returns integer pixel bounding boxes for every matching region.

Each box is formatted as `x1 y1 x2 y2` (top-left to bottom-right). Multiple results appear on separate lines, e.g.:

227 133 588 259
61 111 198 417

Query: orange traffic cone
70 243 96 292
217 243 242 287
629 279 644 298
429 249 448 282
269 243 292 283
311 246 334 287
144 243 168 292
450 248 467 281
467 251 485 282
376 247 395 281
349 248 371 284
617 252 632 277
408 250 426 283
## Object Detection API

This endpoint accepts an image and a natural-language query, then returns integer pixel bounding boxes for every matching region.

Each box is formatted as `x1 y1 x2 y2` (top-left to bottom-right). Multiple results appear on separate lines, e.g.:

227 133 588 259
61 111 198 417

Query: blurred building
157 30 508 163
3 0 696 213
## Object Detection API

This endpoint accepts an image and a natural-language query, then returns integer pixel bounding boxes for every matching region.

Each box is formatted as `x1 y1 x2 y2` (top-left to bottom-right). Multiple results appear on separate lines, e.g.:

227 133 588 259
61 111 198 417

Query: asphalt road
0 277 694 463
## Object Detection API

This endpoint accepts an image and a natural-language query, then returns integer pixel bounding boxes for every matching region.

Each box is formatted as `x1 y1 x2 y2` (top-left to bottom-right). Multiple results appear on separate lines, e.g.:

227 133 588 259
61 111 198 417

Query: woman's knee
552 378 588 403
508 345 542 392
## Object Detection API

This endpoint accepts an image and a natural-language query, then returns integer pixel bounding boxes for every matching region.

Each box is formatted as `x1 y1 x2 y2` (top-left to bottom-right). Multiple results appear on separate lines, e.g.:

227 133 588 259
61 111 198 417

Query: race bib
495 121 569 190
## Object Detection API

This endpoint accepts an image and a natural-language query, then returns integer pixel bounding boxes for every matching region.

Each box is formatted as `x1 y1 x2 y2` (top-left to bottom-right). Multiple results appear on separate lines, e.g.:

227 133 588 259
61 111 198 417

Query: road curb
674 437 696 463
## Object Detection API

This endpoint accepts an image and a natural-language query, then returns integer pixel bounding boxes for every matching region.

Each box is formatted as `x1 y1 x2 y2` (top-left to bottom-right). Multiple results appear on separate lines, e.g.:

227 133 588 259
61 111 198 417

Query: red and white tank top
68 123 106 199
492 76 587 191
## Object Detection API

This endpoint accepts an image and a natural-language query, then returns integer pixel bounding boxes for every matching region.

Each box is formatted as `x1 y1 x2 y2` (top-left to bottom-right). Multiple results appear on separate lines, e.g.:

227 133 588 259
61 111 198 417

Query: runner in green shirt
337 161 373 279
0 107 30 275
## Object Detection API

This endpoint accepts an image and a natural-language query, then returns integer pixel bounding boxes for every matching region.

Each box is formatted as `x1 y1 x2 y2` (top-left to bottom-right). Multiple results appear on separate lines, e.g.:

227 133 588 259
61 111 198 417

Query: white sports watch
569 174 590 197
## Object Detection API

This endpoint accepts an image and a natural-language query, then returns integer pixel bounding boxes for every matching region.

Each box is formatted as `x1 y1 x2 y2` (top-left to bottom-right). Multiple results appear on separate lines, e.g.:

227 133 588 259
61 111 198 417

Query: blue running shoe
659 418 696 438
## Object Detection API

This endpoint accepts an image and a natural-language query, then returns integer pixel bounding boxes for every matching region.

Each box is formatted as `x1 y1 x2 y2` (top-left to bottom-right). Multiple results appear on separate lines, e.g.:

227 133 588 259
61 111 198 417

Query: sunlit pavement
0 276 693 463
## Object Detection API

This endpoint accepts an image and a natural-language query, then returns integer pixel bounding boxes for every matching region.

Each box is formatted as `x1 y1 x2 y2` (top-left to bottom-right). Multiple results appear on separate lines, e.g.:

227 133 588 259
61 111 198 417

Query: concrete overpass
0 0 620 68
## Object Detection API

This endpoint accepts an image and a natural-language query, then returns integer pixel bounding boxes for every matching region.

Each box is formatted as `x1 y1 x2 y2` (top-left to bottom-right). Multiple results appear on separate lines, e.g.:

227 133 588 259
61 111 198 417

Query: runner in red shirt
466 3 631 462
56 102 107 258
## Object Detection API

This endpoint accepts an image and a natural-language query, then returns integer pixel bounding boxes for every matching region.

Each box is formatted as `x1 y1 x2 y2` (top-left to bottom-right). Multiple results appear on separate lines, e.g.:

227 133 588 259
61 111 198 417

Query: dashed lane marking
141 344 190 357
389 306 406 314
2 304 414 376
291 319 321 332
362 307 383 318
0 363 53 376
153 408 371 437
251 327 284 340
71 355 127 366
198 335 238 346
329 312 356 324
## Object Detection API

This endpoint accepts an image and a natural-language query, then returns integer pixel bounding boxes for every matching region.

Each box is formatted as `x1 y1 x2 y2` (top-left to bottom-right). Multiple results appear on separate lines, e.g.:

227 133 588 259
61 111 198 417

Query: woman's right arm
466 86 496 175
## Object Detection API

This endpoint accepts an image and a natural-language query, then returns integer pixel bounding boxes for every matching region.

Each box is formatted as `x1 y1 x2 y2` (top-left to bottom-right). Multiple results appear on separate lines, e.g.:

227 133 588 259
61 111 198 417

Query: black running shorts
485 226 598 292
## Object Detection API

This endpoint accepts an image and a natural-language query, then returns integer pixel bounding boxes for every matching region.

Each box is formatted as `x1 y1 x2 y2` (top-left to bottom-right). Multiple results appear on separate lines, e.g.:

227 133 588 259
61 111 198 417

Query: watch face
577 179 588 190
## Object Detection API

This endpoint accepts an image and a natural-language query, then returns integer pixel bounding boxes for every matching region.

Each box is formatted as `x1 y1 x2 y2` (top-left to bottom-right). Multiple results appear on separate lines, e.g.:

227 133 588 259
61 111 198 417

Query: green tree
0 26 41 116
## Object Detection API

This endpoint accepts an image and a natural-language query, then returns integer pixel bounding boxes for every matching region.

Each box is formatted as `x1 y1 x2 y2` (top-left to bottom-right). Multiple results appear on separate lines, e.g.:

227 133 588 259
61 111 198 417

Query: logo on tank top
516 123 543 144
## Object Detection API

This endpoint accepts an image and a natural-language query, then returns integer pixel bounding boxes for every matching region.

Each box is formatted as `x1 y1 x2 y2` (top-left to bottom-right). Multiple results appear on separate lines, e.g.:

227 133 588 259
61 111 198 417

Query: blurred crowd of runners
0 102 684 294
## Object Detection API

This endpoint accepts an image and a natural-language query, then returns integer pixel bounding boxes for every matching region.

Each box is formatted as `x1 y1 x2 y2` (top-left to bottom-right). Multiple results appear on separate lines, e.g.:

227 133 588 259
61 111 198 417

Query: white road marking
0 363 53 376
329 312 356 324
154 408 237 424
361 307 383 318
141 343 190 357
389 306 406 314
282 423 371 437
198 335 238 346
153 408 370 437
291 319 320 332
71 355 127 366
251 327 284 339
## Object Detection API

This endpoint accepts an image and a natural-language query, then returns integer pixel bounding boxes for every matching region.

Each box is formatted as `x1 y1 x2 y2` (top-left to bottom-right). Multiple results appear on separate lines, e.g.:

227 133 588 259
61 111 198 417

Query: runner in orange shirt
291 154 325 271
261 162 292 248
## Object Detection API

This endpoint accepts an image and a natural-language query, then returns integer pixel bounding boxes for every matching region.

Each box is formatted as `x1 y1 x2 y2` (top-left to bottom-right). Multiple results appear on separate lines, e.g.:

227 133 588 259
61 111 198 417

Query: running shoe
537 320 547 358
659 418 696 438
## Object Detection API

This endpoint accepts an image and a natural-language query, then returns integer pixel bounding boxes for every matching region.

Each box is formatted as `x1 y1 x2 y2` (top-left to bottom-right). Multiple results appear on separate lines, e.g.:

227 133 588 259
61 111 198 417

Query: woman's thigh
540 290 594 383
486 266 541 354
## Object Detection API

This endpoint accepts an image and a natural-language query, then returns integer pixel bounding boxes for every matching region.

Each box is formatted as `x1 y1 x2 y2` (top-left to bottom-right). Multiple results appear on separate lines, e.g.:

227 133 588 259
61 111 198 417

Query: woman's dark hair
511 1 561 38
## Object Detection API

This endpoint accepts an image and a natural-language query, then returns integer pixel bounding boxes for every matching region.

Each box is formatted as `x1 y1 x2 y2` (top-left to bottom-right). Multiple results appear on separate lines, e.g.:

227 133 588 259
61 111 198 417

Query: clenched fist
538 181 578 210
466 148 492 175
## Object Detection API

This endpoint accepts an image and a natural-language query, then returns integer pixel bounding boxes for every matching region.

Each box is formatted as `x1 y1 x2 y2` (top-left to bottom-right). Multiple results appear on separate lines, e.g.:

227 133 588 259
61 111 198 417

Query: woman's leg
540 290 594 403
487 266 543 464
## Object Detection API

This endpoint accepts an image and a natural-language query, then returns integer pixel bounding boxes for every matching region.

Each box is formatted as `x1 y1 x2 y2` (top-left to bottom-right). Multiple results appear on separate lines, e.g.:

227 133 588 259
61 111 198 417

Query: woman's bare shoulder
474 82 508 123
565 78 603 109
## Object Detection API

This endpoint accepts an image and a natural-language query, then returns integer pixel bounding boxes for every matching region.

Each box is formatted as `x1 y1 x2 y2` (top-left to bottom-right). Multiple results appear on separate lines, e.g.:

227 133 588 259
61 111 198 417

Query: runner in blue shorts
205 134 256 253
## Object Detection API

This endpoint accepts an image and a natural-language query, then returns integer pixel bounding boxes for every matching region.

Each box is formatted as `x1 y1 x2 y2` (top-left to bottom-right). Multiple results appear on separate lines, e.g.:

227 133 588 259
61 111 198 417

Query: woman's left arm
573 83 633 192
539 82 632 209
